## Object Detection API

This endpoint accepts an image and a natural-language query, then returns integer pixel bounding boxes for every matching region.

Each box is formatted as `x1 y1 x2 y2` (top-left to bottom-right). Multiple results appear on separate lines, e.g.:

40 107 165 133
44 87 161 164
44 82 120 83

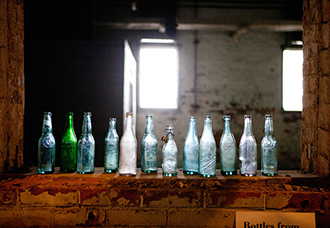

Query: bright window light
139 45 178 109
282 49 303 111
141 38 175 44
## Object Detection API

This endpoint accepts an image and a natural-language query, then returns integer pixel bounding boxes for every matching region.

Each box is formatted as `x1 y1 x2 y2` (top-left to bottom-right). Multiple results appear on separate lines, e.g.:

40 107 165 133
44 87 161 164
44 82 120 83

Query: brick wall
0 168 329 227
136 31 301 171
302 0 330 175
0 0 24 172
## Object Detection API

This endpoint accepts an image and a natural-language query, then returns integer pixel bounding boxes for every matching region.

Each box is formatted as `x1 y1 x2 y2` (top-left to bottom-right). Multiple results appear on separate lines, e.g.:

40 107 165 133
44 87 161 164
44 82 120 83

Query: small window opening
282 48 303 112
139 39 179 109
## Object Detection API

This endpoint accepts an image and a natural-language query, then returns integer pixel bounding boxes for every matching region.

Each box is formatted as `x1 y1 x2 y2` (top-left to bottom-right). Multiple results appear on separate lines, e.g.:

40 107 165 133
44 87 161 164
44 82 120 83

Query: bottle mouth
189 116 196 120
84 112 92 116
244 114 252 118
126 112 133 117
44 111 52 116
146 114 153 118
66 112 74 115
165 124 174 130
109 118 117 121
265 114 273 118
223 115 231 120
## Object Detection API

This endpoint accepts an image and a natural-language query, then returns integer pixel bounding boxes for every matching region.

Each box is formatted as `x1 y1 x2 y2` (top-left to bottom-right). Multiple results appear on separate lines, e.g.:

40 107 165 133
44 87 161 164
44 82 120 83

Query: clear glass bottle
104 118 119 173
183 116 199 175
141 114 158 173
60 112 77 173
220 115 237 175
38 112 56 174
77 112 95 174
261 114 278 176
118 112 137 176
199 115 216 177
162 124 178 177
239 115 257 176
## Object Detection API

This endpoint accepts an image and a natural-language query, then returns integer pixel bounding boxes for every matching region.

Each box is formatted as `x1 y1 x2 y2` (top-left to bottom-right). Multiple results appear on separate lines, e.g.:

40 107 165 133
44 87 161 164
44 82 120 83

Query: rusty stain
30 187 75 196
287 192 323 209
168 117 177 121
143 190 200 206
11 90 22 104
210 101 221 108
190 104 200 110
283 114 301 123
80 188 105 202
110 189 140 206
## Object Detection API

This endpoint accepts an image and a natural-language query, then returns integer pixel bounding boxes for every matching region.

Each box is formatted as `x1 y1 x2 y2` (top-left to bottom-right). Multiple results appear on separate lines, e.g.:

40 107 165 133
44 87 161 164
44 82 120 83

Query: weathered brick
0 188 16 205
316 211 330 228
286 192 324 210
0 207 53 227
168 208 235 228
319 75 330 106
266 192 292 209
321 0 330 23
142 189 202 208
205 190 265 209
79 188 111 206
105 208 167 227
53 207 86 227
19 188 78 206
79 188 140 206
85 208 106 226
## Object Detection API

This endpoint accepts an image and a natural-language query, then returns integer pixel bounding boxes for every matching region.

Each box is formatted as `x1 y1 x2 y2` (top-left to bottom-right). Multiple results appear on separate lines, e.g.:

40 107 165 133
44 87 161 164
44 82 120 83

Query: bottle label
104 144 118 170
105 144 119 154
42 136 55 148
142 145 157 170
40 147 55 164
142 145 157 161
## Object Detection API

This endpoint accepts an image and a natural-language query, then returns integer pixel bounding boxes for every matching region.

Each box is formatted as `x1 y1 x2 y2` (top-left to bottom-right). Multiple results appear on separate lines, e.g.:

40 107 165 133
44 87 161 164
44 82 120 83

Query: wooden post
302 0 330 176
0 0 24 172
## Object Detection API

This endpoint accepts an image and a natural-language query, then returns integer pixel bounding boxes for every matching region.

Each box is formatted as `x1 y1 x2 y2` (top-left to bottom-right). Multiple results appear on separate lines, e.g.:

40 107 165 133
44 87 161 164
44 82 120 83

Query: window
282 48 303 111
139 39 179 109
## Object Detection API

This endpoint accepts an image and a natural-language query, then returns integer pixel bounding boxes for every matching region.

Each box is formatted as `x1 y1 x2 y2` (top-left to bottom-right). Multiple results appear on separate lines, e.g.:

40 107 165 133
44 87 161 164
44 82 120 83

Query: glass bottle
220 115 237 175
239 115 257 176
118 112 137 176
38 112 56 174
77 112 95 174
261 114 278 176
183 116 199 175
141 114 158 173
60 112 77 173
199 115 216 177
161 124 178 177
104 118 119 173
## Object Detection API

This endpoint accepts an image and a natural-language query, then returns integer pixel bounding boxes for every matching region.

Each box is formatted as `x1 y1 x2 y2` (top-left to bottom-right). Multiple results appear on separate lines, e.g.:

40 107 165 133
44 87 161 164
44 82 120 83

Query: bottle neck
166 129 174 141
243 117 253 135
42 113 52 135
223 119 231 133
82 115 92 134
264 118 274 136
125 115 134 133
145 117 154 134
187 119 197 136
65 114 74 132
109 119 117 132
203 118 213 134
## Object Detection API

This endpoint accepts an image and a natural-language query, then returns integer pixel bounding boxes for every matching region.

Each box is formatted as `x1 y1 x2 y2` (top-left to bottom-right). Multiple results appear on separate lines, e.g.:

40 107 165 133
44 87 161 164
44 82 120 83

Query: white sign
236 211 315 228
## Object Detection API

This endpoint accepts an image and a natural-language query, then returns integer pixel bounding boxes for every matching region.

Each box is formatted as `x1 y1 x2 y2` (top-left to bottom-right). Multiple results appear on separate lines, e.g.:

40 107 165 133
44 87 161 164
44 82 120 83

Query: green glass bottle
60 112 77 173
